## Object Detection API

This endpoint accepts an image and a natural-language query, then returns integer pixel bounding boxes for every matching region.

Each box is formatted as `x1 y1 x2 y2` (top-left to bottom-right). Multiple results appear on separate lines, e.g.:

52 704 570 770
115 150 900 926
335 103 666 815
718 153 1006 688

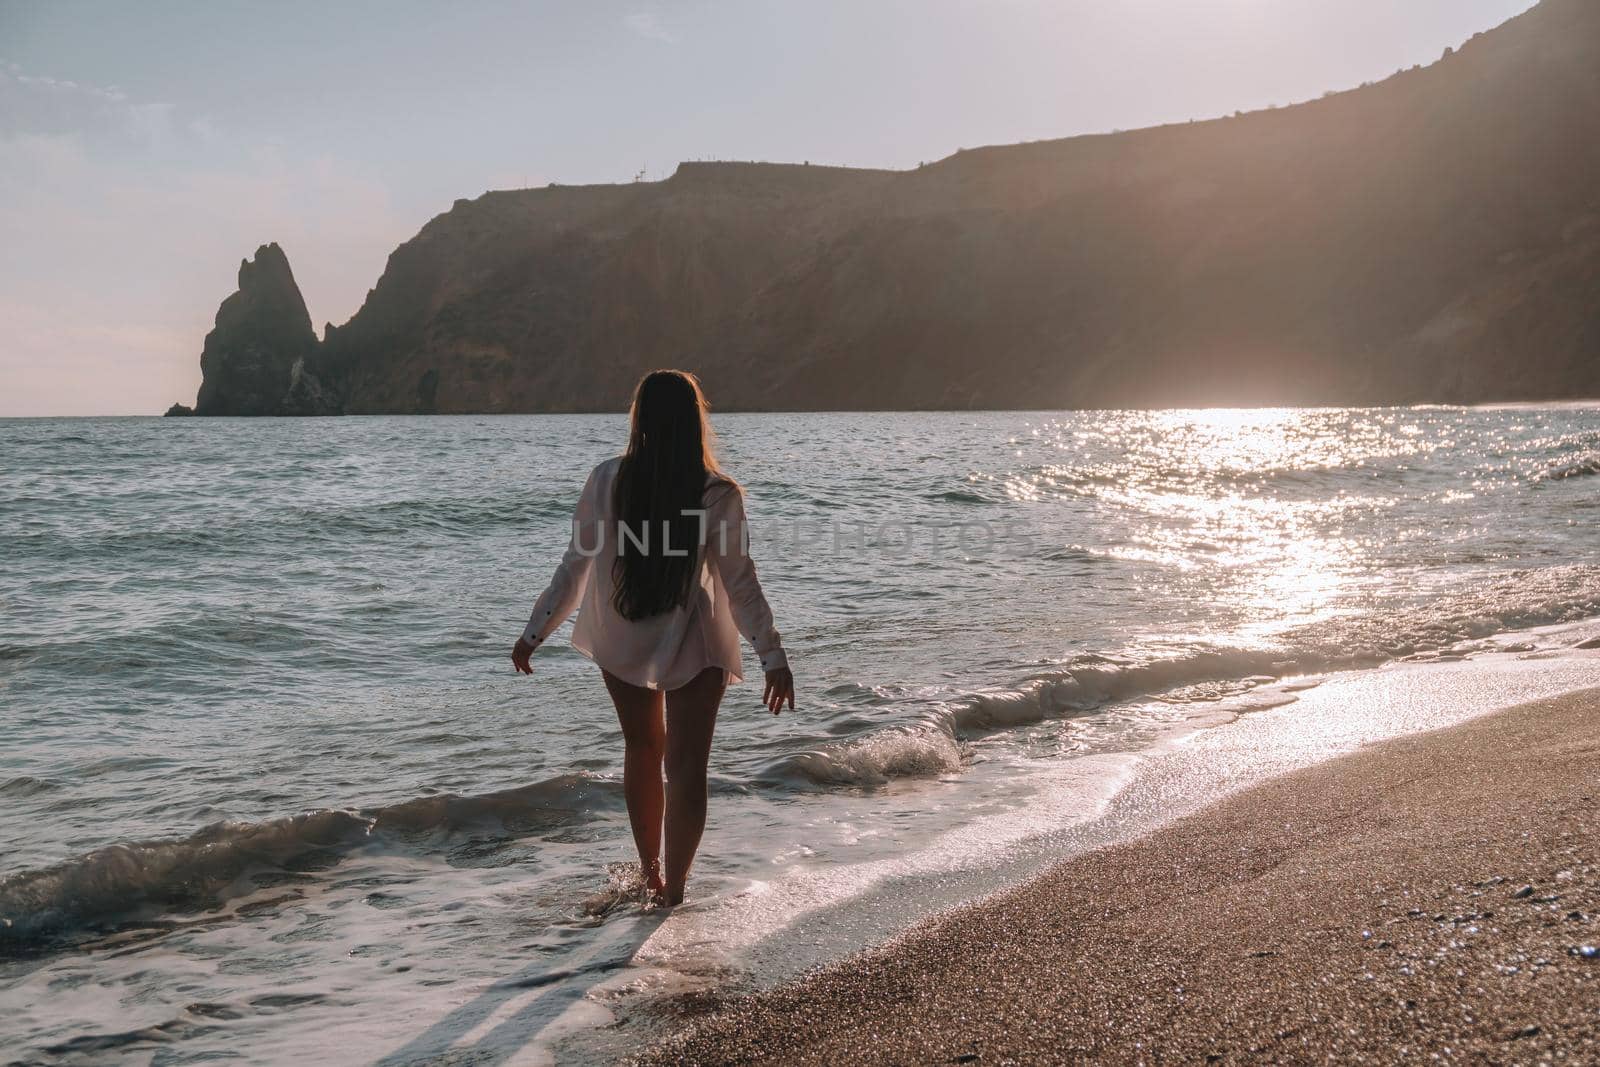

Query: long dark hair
611 370 731 620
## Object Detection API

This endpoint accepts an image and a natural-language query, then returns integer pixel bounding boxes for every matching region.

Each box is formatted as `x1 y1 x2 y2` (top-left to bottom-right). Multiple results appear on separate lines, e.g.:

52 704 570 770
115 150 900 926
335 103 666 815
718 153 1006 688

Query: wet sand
641 688 1600 1064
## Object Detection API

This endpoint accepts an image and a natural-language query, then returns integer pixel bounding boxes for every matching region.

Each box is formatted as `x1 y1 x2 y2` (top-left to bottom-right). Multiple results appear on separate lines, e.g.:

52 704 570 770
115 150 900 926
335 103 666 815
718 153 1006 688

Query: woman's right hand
763 667 795 715
511 637 536 675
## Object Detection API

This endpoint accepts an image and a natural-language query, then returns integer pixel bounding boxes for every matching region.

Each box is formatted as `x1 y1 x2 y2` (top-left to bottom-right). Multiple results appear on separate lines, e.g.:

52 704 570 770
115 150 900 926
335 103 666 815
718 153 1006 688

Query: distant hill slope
185 0 1600 415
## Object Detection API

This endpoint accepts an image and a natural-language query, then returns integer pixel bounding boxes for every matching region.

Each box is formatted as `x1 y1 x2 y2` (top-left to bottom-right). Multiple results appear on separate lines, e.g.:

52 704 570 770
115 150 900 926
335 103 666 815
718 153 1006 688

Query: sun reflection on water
1007 408 1433 641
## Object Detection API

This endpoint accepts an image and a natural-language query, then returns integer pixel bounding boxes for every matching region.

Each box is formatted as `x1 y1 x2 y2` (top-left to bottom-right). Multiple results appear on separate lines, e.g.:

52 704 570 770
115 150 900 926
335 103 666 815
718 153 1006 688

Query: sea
3 406 1600 1064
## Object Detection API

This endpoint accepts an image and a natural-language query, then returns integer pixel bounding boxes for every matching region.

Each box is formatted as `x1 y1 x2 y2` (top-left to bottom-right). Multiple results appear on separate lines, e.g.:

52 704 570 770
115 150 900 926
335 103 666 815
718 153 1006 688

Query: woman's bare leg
661 667 726 904
603 669 667 896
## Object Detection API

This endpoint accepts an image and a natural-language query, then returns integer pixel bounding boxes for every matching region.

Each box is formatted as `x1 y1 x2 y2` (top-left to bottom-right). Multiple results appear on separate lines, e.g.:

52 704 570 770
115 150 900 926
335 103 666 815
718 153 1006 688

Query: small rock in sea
1513 885 1534 899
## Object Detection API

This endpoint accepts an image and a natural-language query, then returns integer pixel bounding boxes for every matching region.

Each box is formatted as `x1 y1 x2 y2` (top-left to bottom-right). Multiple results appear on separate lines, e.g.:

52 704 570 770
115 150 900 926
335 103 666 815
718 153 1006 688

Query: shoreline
642 687 1600 1064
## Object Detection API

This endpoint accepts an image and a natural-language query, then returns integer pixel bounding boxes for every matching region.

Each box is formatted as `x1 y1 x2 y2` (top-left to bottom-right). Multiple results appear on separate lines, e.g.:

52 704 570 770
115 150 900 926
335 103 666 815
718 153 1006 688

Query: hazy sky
2 0 1537 416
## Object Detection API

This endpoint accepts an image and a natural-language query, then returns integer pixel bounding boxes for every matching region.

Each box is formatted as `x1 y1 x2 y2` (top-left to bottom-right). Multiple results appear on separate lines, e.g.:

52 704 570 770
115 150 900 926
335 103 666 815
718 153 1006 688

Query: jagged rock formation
187 0 1600 415
193 244 329 415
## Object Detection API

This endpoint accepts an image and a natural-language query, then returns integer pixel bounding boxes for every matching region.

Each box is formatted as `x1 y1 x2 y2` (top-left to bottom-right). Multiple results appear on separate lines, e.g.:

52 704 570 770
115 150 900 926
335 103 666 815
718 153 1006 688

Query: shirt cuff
519 626 544 648
757 647 788 673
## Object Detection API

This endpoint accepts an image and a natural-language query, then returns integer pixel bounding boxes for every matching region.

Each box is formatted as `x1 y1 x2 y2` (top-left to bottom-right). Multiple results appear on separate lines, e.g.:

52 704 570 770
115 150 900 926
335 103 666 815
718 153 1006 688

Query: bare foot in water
643 860 666 901
645 883 687 909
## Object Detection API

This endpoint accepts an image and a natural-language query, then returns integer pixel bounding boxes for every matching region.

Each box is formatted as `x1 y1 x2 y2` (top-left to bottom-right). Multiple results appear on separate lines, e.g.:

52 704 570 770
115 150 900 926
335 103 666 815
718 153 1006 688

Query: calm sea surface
3 408 1599 1061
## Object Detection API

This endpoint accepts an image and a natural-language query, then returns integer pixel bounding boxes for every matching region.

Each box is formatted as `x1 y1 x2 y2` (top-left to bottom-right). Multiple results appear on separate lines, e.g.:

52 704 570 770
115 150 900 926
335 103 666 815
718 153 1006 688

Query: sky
1 0 1538 416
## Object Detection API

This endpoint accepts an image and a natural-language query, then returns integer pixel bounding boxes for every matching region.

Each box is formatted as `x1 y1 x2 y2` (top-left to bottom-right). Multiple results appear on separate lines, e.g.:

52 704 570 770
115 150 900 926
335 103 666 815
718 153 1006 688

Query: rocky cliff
184 0 1600 415
190 243 328 416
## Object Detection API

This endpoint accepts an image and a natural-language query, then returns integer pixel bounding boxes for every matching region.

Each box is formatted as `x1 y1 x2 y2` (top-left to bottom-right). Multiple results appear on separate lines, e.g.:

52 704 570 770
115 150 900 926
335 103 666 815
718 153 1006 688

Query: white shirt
520 457 789 690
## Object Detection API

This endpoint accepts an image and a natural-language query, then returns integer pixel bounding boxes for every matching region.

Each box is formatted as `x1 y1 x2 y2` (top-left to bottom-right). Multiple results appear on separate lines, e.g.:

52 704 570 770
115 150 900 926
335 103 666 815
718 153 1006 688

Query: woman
510 369 795 906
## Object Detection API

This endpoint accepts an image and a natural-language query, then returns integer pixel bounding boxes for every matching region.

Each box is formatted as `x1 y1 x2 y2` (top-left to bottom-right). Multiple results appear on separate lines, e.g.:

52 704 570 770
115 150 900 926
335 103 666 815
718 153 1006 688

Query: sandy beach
643 688 1600 1064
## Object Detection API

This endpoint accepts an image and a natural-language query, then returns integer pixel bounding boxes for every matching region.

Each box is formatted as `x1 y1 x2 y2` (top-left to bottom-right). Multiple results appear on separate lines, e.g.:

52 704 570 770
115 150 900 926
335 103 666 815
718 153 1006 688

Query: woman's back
593 457 773 688
519 455 786 692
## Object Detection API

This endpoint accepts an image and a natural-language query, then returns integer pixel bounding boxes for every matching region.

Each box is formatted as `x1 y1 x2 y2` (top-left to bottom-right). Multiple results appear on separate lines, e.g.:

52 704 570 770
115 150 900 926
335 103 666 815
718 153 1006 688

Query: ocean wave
0 809 374 949
286 495 568 543
0 773 622 951
1041 545 1110 565
780 563 1600 790
976 564 1600 727
1023 457 1411 499
0 776 61 798
931 489 991 505
1533 450 1600 482
766 725 963 788
944 650 1289 741
372 774 622 835
4 493 563 562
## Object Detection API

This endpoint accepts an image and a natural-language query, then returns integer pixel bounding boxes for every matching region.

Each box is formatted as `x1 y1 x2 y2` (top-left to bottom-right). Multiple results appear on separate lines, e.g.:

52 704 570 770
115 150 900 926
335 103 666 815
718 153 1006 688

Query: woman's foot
642 858 666 898
643 881 686 909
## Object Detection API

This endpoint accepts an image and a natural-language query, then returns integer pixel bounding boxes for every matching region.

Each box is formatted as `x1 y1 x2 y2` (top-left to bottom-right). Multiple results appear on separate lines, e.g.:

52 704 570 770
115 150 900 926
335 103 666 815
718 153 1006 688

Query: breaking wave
774 564 1600 789
1534 450 1600 482
0 774 622 951
767 725 964 788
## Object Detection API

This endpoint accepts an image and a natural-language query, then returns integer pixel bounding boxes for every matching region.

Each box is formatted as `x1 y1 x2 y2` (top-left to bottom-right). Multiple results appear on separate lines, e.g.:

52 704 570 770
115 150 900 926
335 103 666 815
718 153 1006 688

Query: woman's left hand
762 667 795 715
511 637 536 675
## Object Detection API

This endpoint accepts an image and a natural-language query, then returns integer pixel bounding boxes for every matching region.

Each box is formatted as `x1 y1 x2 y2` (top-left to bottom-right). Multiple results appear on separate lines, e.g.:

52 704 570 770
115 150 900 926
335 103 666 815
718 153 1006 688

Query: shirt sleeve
520 465 603 647
705 483 789 673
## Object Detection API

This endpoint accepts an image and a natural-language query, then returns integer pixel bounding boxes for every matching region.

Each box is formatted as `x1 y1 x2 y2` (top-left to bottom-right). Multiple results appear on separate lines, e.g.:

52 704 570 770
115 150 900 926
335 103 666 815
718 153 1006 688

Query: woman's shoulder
704 466 741 491
579 457 624 504
703 469 743 509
